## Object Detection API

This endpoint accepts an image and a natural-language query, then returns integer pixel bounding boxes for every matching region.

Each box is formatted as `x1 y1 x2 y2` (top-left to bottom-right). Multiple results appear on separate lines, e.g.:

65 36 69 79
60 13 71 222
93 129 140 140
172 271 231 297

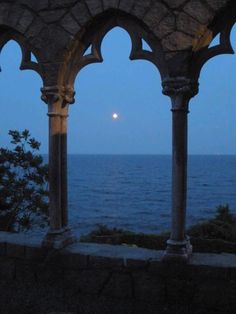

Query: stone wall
0 231 235 313
0 0 235 84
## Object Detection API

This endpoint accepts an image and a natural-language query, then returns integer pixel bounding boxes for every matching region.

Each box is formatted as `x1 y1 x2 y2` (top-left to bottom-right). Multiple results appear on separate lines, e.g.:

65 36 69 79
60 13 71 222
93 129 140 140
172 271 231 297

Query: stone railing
0 231 236 313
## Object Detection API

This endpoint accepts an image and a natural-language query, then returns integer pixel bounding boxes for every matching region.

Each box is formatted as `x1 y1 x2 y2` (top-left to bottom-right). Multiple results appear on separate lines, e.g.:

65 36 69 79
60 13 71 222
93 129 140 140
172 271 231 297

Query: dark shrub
0 130 49 232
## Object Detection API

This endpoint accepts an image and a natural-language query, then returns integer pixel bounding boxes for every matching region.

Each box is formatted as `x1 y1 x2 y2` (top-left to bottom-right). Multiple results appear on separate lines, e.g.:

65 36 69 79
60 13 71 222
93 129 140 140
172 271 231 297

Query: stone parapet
0 231 235 313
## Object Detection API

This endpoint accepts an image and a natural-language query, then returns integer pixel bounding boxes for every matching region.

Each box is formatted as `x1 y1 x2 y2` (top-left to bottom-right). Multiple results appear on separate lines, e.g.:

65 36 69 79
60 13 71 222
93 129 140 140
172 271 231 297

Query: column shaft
41 86 75 248
48 112 62 231
162 77 198 262
171 104 188 242
61 114 68 227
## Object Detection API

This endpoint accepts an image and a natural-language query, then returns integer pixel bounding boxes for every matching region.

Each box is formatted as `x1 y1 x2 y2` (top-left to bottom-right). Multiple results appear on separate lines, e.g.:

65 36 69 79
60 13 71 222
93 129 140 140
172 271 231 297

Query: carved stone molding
41 85 75 106
61 13 167 87
162 77 199 98
191 21 235 79
0 31 41 77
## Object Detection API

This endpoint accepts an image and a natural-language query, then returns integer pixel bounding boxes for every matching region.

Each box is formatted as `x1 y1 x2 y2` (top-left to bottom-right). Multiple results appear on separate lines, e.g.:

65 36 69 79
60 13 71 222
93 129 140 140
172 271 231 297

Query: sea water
67 155 236 237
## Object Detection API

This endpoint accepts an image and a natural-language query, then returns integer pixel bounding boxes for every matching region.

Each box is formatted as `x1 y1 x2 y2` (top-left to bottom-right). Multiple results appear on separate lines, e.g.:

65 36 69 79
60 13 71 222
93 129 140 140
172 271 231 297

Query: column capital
162 77 199 98
41 85 75 106
162 77 199 112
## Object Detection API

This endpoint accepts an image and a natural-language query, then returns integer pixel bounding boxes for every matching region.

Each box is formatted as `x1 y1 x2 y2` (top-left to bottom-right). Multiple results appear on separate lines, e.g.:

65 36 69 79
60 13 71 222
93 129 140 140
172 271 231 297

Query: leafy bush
0 130 49 232
80 224 169 250
188 205 236 242
81 205 236 253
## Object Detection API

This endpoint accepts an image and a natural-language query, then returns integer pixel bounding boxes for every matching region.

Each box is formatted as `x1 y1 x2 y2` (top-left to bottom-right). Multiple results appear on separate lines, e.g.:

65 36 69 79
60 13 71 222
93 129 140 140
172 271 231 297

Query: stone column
41 86 76 249
61 87 75 228
162 77 198 262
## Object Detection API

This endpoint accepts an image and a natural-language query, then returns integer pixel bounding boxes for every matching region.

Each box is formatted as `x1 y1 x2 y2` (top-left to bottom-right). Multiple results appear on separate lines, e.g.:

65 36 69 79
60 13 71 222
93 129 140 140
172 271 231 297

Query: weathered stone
7 5 24 29
194 280 236 309
6 243 25 258
162 31 193 51
39 9 67 23
103 0 119 11
30 25 69 62
71 1 91 26
40 62 63 85
88 255 123 269
133 272 165 303
0 257 15 280
25 17 45 40
85 0 103 16
19 0 49 12
205 0 229 12
64 269 110 295
231 267 236 281
0 3 11 25
49 0 77 9
125 258 150 269
15 261 36 281
60 13 81 35
144 2 169 28
0 242 6 256
190 265 231 281
58 253 88 269
24 245 49 261
119 0 135 13
165 278 195 305
149 260 167 276
164 0 187 9
17 9 35 33
102 272 133 299
131 0 152 19
153 13 176 39
184 0 214 24
36 265 64 285
165 51 192 76
177 12 202 37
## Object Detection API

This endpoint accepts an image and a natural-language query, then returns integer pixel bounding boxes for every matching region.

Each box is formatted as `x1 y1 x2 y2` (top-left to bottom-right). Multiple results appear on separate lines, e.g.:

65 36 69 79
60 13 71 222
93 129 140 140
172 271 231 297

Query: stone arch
190 0 236 80
0 2 45 80
59 10 167 89
0 27 41 76
0 2 34 35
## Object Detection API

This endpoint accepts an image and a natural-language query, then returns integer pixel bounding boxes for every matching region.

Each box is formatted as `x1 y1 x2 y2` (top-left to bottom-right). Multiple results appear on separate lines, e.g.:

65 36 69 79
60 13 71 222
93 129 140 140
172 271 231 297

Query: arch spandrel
0 2 46 82
59 11 168 89
190 0 236 80
0 27 44 81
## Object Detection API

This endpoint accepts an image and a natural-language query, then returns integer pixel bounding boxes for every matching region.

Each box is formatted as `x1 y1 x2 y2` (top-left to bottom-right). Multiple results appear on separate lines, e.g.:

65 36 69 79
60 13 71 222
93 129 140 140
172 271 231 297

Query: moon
112 113 119 120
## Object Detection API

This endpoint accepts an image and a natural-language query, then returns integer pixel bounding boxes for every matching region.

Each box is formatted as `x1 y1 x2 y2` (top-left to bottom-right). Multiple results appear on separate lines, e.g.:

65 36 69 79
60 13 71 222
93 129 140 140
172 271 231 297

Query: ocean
67 155 236 237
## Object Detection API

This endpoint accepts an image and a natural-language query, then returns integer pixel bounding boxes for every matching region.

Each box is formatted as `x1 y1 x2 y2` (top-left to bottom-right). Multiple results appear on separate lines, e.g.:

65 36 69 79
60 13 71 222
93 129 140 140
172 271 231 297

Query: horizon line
40 153 236 156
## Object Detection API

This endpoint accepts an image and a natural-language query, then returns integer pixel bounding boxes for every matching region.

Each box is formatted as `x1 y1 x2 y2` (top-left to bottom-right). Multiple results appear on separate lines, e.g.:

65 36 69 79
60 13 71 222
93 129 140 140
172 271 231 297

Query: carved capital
162 77 199 98
63 86 75 105
41 85 75 106
41 86 61 105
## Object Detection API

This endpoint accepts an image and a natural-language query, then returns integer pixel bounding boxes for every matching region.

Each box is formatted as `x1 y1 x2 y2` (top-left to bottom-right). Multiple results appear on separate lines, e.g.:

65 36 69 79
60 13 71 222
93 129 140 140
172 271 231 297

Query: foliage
81 224 169 250
81 205 236 253
188 204 236 242
0 130 49 232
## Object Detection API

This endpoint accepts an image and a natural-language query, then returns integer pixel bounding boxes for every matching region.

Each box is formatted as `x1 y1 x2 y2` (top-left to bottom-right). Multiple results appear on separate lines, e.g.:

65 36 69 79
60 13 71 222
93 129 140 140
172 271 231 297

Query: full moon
112 113 119 120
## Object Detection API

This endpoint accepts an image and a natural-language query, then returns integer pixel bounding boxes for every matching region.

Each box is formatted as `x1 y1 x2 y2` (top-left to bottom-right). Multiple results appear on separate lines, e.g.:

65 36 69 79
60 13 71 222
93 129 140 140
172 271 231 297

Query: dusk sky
1 26 236 155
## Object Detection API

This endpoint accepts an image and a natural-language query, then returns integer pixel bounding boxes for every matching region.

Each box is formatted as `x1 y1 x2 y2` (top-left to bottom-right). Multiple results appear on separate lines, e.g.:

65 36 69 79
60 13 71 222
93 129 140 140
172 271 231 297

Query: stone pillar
41 86 76 249
61 87 75 228
162 77 198 262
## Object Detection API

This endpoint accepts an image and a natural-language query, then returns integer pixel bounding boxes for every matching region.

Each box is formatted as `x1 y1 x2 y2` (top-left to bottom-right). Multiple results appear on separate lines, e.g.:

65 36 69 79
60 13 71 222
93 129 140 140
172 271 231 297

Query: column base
162 236 192 263
42 227 77 249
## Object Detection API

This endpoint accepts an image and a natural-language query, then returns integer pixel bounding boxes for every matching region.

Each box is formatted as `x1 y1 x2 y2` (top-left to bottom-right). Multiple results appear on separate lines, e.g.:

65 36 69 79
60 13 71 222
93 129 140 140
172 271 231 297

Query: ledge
0 231 235 268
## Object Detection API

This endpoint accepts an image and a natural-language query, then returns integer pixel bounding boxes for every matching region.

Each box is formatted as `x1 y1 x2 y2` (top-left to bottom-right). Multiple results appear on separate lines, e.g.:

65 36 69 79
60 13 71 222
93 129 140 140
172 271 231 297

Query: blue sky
0 27 236 155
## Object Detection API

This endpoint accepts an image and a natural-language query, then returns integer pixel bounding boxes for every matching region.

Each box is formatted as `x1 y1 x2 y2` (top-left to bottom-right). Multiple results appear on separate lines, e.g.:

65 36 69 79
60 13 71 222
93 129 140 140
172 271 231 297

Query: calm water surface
66 155 236 237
